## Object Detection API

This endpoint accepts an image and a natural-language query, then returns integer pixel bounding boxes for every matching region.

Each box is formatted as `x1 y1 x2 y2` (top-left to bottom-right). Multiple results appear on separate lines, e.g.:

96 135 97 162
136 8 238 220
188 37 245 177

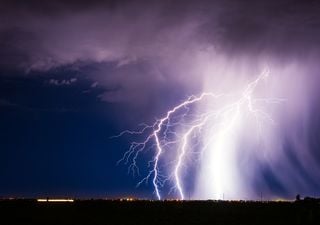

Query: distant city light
37 198 74 202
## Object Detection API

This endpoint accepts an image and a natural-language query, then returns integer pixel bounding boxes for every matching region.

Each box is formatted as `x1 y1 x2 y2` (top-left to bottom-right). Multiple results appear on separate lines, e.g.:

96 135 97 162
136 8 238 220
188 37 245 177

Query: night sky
1 0 320 200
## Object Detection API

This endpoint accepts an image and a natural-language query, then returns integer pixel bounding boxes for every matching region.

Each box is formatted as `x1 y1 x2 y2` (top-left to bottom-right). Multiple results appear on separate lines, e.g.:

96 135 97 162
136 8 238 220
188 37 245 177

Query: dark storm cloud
1 0 319 120
0 0 123 12
1 0 320 72
210 0 320 56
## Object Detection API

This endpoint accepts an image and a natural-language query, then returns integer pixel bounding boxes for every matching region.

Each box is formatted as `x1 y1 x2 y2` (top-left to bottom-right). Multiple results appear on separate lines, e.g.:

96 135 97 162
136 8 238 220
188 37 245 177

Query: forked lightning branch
114 68 284 200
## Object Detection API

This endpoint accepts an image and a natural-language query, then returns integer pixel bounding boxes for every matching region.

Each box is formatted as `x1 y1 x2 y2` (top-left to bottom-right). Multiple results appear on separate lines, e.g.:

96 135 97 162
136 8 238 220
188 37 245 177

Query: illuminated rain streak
116 68 285 200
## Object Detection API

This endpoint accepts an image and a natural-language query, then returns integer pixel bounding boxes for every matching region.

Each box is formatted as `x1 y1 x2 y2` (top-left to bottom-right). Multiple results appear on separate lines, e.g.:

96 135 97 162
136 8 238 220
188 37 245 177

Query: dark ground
0 199 319 225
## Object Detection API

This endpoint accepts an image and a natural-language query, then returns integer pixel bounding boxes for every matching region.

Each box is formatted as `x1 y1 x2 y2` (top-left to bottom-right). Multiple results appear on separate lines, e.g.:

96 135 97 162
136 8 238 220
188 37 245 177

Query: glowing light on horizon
116 68 285 200
37 198 74 202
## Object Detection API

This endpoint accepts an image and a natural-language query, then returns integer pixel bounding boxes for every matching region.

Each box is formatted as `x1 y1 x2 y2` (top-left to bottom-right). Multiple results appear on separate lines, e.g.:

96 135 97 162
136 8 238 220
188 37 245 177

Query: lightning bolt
115 67 284 200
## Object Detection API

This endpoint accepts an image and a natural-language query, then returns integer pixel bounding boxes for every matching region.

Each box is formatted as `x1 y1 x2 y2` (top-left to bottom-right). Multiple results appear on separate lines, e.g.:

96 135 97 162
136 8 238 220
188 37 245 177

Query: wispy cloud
48 78 77 86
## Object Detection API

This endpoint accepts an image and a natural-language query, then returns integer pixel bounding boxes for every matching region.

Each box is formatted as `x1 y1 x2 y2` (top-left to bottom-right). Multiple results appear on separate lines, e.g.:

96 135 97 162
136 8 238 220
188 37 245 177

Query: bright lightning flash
115 68 284 200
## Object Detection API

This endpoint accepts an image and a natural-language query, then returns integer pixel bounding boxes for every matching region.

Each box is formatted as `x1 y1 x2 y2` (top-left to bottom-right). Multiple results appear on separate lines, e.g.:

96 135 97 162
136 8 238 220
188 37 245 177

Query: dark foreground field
0 199 319 225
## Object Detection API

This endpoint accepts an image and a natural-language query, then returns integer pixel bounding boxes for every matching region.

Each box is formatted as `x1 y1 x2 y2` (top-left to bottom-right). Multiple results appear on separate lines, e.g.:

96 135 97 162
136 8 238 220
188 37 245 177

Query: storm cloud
1 0 320 68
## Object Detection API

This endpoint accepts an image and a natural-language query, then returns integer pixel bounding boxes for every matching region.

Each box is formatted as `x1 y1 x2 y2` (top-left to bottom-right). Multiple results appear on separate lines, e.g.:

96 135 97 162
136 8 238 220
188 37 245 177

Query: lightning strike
116 68 285 200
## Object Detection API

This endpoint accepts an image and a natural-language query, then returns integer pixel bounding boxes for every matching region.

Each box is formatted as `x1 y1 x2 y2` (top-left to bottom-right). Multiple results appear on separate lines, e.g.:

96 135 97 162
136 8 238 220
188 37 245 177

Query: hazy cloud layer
0 0 319 104
1 0 320 70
